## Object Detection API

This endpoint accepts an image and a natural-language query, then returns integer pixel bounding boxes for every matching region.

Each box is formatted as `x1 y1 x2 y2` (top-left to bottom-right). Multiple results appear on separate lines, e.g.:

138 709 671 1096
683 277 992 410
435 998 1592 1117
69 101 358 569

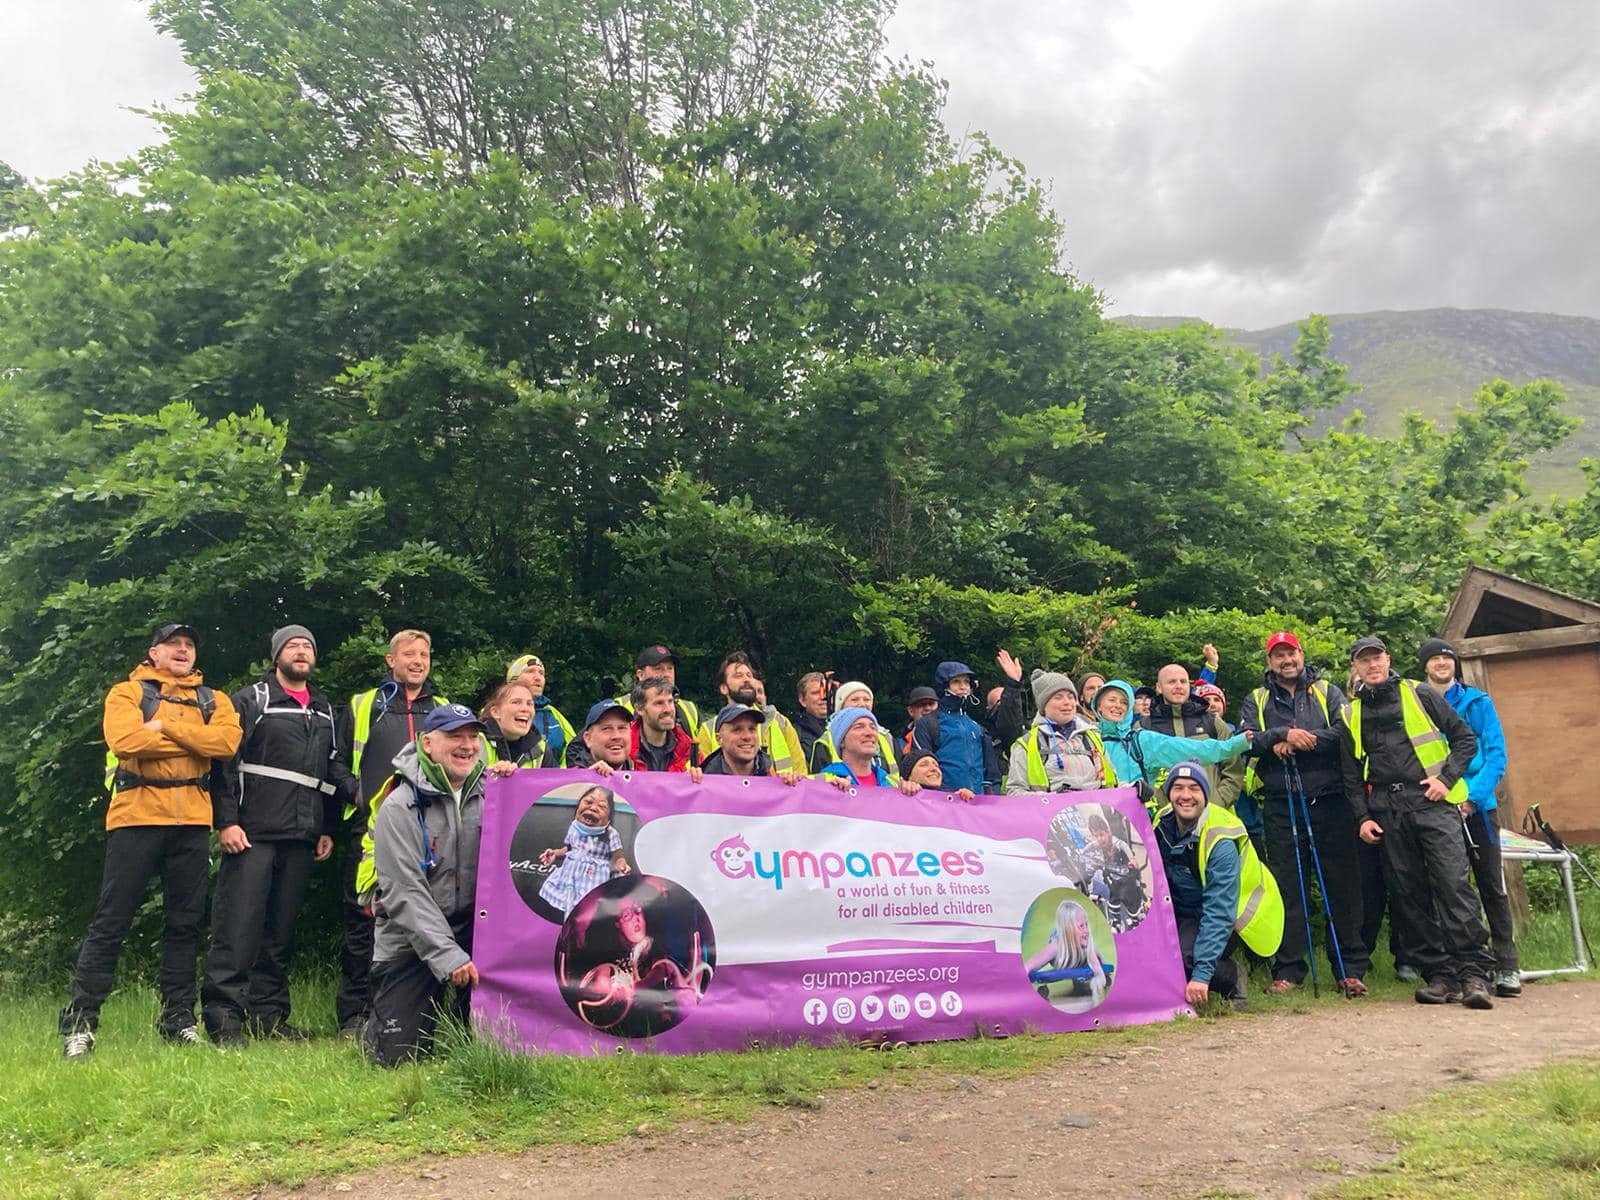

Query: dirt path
273 980 1600 1200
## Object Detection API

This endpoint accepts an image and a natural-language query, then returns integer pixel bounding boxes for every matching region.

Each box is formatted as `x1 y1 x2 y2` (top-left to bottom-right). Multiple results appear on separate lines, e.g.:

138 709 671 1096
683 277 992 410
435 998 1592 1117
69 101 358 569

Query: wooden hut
1440 566 1600 843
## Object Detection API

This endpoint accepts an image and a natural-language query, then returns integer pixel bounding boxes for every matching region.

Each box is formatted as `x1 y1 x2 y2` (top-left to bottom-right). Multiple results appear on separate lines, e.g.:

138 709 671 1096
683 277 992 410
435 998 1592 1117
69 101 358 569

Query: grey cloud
889 0 1600 326
4 1 1596 327
0 1 194 180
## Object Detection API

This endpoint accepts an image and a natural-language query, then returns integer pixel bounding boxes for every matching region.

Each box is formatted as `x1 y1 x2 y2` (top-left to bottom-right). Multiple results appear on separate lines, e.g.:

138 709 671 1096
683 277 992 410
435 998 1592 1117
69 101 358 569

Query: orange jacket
103 664 242 830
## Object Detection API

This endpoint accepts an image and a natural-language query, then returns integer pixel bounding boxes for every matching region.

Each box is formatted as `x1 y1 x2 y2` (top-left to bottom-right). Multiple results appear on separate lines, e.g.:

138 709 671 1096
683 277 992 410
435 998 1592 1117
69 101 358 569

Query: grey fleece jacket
371 740 485 980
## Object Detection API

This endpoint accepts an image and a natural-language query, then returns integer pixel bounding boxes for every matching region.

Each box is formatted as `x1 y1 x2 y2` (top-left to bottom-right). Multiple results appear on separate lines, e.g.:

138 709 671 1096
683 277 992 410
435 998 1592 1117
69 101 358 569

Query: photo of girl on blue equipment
1020 888 1116 1013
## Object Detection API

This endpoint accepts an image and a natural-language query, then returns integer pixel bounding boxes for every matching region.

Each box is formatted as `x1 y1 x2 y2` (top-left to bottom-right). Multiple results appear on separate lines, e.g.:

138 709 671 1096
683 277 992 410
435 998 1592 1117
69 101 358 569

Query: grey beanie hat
1030 668 1077 710
270 624 317 665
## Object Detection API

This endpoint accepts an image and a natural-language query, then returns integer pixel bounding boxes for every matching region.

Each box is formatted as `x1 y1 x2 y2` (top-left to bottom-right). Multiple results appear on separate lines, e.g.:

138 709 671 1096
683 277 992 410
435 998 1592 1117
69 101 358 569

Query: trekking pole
1282 764 1321 998
1526 804 1600 891
1289 760 1351 992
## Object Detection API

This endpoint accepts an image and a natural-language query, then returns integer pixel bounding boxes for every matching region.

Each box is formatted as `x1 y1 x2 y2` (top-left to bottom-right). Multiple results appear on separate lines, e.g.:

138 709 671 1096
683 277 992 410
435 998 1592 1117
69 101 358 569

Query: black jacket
1238 668 1349 801
793 711 827 761
217 675 356 841
982 681 1030 756
1340 673 1477 823
483 715 555 767
337 677 447 808
701 748 776 776
1143 695 1245 807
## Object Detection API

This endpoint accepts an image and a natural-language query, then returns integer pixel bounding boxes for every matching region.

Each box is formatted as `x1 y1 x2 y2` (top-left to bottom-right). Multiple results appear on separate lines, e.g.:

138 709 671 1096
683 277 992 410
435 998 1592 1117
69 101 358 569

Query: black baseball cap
636 644 676 668
1349 636 1388 660
905 686 938 706
150 622 199 648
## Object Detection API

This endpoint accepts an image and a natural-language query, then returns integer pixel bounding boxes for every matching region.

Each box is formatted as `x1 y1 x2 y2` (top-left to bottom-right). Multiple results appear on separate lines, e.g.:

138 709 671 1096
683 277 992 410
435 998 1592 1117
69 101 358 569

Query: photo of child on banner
508 782 641 923
1020 889 1117 1012
1045 802 1152 933
554 874 716 1038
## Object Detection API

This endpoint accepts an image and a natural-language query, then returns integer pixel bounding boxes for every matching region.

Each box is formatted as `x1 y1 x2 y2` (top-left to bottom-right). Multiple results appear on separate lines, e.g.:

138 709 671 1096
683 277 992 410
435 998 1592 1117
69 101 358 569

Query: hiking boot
337 1017 367 1041
1459 979 1495 1010
1229 973 1248 1011
1414 980 1458 1005
62 1030 96 1060
1268 979 1297 994
1395 964 1420 982
1338 977 1367 998
1494 971 1523 998
210 1025 247 1049
162 1024 203 1047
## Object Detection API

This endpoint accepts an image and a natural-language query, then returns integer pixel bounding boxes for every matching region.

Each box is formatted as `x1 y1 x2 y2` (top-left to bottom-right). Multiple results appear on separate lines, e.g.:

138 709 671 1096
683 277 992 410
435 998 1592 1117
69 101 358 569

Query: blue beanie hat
829 706 877 749
1162 759 1211 802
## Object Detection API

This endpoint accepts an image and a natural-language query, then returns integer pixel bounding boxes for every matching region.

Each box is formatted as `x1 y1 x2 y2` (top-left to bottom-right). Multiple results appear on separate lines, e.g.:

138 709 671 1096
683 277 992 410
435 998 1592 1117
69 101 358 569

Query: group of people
59 618 1517 1065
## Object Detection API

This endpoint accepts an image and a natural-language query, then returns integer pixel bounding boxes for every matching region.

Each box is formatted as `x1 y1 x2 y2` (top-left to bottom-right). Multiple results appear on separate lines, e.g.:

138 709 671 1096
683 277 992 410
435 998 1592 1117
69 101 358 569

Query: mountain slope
1123 308 1600 494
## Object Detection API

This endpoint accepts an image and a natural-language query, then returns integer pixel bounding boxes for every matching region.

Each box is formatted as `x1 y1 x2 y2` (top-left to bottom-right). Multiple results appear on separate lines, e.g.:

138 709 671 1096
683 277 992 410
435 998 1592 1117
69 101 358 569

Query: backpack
103 680 218 794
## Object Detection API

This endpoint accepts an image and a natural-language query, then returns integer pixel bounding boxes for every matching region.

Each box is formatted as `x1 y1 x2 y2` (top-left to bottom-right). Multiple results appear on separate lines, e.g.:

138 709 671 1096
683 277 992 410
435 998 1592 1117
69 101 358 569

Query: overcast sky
4 0 1598 328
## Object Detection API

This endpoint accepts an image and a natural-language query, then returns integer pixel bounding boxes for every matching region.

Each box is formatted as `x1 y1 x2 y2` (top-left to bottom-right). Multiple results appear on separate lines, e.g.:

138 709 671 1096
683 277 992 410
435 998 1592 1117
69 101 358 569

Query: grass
1328 1057 1600 1199
4 893 1594 1200
0 979 1173 1200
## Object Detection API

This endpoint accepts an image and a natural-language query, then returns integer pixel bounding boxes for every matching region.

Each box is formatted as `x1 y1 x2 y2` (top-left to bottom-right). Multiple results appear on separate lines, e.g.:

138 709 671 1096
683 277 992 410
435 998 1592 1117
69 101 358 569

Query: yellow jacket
103 664 242 829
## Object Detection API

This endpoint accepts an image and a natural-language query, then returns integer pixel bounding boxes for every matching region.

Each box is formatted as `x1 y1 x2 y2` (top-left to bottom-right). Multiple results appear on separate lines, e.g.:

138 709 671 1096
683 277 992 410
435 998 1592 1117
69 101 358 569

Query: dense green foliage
1 0 1595 976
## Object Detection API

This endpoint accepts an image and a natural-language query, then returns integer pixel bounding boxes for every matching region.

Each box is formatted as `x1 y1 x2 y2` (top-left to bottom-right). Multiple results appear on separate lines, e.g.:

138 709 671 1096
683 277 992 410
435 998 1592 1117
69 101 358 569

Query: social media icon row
802 990 963 1026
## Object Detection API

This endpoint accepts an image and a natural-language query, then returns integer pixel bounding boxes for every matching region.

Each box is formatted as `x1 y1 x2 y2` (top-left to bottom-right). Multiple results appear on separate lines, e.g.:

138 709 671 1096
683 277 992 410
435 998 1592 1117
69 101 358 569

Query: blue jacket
911 661 1000 793
820 760 896 788
1094 680 1249 788
1155 804 1241 986
1441 681 1508 811
533 695 569 761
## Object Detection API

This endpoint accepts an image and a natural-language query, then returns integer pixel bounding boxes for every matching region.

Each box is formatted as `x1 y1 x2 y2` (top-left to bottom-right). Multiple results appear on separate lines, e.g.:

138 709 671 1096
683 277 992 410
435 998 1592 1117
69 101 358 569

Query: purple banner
471 771 1190 1054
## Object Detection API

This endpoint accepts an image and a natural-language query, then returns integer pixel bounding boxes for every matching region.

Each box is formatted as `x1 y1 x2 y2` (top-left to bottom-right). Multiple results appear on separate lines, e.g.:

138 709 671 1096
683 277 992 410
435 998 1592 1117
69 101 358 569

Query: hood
131 663 205 687
934 661 977 692
1094 680 1137 738
391 737 484 801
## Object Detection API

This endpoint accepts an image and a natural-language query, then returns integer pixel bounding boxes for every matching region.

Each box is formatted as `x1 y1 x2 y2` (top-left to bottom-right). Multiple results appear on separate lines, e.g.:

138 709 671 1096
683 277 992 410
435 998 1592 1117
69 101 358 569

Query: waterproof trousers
201 838 314 1035
1372 790 1495 987
1264 790 1369 984
59 825 210 1035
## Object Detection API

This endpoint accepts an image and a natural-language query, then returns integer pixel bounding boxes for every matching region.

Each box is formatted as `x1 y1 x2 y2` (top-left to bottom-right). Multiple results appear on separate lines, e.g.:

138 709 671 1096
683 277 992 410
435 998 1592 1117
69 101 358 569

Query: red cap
1265 631 1302 654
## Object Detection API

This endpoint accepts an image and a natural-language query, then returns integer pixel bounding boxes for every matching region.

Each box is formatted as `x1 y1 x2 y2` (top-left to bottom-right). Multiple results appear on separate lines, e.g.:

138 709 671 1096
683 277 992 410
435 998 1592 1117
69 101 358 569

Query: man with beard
60 623 242 1058
1341 636 1494 1009
1420 637 1520 996
203 626 357 1043
631 677 703 777
614 645 713 756
1238 631 1368 995
715 652 804 775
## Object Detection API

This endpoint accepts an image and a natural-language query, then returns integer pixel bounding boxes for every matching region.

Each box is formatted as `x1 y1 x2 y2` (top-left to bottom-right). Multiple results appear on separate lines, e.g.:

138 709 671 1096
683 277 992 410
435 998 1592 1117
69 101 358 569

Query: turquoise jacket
1095 680 1249 787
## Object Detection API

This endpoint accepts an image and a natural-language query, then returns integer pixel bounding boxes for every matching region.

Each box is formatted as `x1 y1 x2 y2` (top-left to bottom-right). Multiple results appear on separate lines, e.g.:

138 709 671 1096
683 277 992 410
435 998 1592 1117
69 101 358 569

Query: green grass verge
6 890 1593 1200
0 979 1180 1200
1329 1056 1600 1199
